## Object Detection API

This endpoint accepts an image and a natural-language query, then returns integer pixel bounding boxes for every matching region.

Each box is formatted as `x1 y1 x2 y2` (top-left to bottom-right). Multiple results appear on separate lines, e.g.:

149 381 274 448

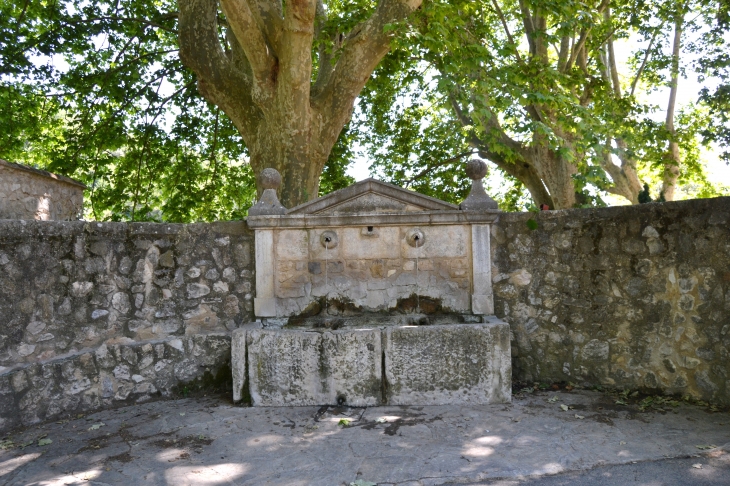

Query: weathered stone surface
0 333 231 432
383 321 512 405
494 196 730 406
0 220 254 368
247 328 382 406
265 224 475 316
231 328 247 403
0 159 85 220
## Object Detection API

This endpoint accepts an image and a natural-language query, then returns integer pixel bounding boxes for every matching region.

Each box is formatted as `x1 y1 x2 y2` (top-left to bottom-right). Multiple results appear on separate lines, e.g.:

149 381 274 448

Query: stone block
472 294 494 315
254 297 276 317
383 322 511 405
231 328 247 403
247 328 382 406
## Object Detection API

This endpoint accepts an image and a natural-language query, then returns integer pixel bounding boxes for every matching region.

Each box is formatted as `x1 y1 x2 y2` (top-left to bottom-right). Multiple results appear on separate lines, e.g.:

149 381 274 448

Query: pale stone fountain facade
232 161 512 406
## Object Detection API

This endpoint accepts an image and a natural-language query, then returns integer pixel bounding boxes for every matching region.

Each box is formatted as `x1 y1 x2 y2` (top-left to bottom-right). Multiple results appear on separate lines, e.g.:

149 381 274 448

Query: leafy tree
356 0 728 208
0 0 418 220
177 0 423 207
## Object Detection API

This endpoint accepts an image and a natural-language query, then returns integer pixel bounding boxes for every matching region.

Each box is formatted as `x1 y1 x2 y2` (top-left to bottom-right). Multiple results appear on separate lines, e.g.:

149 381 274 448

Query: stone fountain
232 160 511 406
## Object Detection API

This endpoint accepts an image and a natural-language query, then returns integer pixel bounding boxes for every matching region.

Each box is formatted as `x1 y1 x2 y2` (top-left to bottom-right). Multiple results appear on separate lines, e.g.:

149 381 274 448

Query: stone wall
0 160 85 220
0 220 254 431
492 197 730 405
0 220 254 368
0 333 231 432
1 194 729 431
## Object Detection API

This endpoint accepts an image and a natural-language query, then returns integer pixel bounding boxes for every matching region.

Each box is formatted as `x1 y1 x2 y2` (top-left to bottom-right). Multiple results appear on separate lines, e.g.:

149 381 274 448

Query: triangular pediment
287 178 458 215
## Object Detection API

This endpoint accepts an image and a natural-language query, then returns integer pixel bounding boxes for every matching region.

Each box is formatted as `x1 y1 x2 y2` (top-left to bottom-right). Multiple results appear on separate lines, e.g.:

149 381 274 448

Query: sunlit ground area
1 388 728 485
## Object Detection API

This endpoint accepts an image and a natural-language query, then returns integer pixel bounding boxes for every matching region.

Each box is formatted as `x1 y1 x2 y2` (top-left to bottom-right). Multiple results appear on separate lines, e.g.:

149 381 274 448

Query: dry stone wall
0 220 254 430
492 197 730 406
1 195 729 430
0 333 231 432
0 220 254 367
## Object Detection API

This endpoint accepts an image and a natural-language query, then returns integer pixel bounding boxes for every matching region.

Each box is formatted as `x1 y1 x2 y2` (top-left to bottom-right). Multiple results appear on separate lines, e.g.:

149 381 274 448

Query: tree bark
178 0 422 208
661 7 684 201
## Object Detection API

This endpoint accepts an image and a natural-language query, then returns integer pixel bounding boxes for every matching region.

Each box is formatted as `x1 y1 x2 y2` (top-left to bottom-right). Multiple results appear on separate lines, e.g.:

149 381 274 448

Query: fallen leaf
350 481 377 486
560 404 569 411
575 414 585 419
0 440 13 450
88 423 105 431
615 399 628 405
696 445 717 450
620 441 626 445
693 464 703 469
179 413 185 416
375 418 387 423
338 419 351 427
547 396 559 403
38 438 52 446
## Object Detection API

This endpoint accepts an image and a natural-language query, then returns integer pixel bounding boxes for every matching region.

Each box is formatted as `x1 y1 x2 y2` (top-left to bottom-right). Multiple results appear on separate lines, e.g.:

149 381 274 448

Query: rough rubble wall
0 220 254 368
0 220 254 431
0 161 84 221
492 197 730 405
0 333 231 432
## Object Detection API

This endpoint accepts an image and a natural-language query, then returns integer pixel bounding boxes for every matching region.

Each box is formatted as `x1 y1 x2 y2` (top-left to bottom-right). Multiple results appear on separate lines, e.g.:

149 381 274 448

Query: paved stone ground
1 389 728 486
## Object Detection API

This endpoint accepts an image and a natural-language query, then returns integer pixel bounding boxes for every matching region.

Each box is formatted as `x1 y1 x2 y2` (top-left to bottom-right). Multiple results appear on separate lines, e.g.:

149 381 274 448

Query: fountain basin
232 316 511 407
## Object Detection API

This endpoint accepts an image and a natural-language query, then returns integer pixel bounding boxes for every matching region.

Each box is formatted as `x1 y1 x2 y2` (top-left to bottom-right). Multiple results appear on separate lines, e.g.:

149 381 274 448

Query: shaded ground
0 389 728 485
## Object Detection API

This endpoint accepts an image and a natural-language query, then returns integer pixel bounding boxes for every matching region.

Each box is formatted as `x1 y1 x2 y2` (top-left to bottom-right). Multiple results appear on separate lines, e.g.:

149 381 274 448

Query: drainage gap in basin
381 348 388 405
240 337 252 406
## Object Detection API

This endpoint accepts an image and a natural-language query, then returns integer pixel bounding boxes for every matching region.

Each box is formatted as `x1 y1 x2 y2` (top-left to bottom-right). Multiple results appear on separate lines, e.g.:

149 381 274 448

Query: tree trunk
179 0 422 208
528 137 578 209
661 7 684 201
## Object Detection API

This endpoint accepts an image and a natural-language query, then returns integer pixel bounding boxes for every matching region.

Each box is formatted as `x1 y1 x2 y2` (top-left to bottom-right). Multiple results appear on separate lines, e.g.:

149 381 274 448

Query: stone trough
232 161 512 407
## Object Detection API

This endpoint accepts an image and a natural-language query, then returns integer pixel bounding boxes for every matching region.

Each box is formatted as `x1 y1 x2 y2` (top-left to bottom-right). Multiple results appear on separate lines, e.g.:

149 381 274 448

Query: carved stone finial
259 168 282 190
248 168 287 216
459 159 500 211
465 159 488 180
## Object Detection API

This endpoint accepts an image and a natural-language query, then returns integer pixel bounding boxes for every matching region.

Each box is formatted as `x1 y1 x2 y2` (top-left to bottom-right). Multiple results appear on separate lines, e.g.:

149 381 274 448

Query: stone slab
383 321 511 405
247 328 382 406
231 328 247 403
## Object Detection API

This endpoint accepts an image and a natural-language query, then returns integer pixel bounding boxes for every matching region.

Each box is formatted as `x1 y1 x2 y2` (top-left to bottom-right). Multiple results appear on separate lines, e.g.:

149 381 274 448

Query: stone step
232 318 511 407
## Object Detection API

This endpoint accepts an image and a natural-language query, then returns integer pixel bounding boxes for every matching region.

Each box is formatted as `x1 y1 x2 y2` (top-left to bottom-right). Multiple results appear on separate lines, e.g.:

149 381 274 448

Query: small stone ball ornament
259 168 282 190
465 159 488 180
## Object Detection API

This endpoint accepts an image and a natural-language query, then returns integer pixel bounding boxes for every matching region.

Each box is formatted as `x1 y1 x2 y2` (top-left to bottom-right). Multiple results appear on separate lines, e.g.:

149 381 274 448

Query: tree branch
278 0 317 109
312 0 423 159
517 0 536 55
630 28 658 97
247 0 284 53
489 0 524 64
311 0 337 97
220 0 277 99
179 0 263 140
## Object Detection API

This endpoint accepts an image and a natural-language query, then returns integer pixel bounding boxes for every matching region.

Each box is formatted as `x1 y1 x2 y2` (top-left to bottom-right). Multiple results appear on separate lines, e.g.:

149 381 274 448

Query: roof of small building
0 159 87 189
